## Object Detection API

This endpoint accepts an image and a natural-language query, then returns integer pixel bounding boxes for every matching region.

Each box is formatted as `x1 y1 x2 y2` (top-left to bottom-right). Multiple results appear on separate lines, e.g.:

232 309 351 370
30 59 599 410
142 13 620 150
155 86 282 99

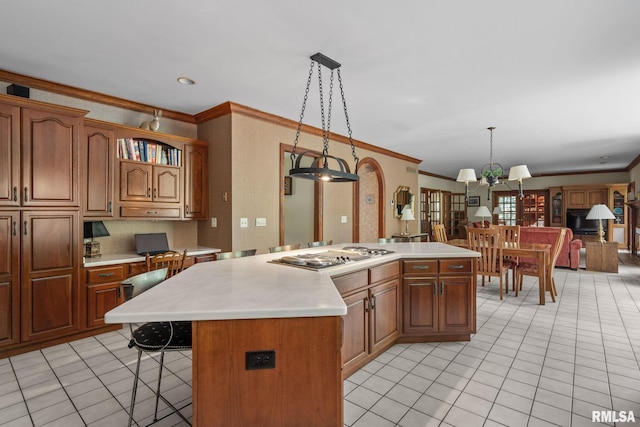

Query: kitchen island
105 242 478 426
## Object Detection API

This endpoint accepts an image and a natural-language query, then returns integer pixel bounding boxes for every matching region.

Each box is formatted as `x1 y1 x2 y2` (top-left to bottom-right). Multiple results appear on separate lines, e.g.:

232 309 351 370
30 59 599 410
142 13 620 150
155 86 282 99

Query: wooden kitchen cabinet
0 211 20 348
401 258 475 340
85 264 126 328
334 261 399 378
82 121 116 218
0 102 20 207
183 143 208 219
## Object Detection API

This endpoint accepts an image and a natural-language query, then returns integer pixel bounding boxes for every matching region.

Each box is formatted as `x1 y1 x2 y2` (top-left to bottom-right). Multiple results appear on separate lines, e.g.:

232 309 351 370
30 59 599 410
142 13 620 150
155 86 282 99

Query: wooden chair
516 228 566 302
120 268 192 427
491 225 520 293
268 244 301 253
433 224 448 243
216 249 257 260
307 240 333 247
467 227 510 300
145 250 187 278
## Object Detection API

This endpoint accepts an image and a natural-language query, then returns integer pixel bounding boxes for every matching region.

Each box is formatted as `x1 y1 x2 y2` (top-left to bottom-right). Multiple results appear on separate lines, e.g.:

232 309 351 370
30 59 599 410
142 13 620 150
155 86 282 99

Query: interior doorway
355 158 385 243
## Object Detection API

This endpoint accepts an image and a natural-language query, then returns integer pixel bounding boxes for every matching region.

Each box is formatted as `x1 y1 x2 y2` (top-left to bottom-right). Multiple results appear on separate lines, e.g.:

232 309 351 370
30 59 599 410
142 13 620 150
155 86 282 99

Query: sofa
519 226 582 270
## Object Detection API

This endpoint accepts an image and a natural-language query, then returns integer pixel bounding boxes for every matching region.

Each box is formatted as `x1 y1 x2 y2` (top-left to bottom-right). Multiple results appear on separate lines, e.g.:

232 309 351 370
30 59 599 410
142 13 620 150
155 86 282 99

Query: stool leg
154 351 166 421
128 349 143 427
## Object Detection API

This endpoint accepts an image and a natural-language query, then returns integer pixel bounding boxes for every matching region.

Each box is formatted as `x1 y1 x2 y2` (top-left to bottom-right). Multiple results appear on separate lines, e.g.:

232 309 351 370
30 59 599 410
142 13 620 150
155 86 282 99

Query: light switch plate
240 218 248 228
256 218 267 227
211 217 217 227
341 216 348 223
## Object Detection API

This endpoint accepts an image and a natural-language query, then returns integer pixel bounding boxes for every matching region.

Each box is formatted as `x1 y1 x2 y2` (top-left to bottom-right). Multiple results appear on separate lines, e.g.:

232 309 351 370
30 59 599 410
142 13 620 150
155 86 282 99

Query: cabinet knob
186 204 189 214
147 188 151 198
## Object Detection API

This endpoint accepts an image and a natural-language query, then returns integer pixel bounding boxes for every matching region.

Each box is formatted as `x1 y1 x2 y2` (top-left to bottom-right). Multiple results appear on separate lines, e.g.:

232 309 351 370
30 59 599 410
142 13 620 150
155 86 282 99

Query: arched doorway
354 158 385 243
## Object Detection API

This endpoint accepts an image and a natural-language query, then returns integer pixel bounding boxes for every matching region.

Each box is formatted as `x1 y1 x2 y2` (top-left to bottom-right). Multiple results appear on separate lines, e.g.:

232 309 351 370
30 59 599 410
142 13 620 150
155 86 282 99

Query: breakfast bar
105 242 478 426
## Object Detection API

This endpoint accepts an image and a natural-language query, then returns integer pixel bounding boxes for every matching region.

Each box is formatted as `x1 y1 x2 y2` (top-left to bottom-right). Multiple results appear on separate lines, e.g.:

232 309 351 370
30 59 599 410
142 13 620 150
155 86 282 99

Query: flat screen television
566 209 606 235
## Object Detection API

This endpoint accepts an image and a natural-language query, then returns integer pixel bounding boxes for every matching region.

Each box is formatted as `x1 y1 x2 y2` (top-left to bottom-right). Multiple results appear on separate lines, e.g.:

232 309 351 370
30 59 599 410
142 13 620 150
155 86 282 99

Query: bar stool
307 240 333 247
268 244 301 253
215 249 257 260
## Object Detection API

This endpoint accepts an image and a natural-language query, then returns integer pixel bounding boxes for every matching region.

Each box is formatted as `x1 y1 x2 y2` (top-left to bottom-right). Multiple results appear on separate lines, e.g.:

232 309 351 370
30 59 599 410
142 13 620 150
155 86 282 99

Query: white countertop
83 246 219 267
104 242 477 324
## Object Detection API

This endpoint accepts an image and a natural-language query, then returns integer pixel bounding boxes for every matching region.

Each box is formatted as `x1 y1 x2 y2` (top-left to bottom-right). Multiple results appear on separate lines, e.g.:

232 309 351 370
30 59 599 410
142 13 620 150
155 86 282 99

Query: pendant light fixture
290 53 359 182
456 127 531 199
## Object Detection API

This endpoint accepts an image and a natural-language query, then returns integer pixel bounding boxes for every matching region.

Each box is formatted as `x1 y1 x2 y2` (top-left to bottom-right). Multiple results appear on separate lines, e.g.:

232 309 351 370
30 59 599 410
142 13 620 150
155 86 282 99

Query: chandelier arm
337 69 359 165
291 59 315 169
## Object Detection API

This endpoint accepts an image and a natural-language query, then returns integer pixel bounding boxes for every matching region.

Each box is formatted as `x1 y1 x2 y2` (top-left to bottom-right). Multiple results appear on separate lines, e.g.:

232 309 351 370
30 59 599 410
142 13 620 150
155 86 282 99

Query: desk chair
120 268 192 426
516 228 566 301
490 225 520 292
467 227 510 300
215 249 257 260
432 224 448 243
268 243 301 253
307 240 333 247
146 250 187 278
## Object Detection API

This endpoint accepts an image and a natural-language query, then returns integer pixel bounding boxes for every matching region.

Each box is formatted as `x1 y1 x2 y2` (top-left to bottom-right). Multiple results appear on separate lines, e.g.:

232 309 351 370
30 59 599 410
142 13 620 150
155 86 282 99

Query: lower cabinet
402 258 475 340
333 261 400 378
86 264 126 328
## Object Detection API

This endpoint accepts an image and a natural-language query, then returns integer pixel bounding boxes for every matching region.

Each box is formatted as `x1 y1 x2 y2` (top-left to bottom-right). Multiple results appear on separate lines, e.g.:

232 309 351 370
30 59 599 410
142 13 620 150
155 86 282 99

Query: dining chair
307 240 333 247
268 243 301 253
492 225 520 292
467 227 510 300
432 224 448 243
146 250 187 278
215 249 257 259
516 227 566 301
120 268 192 427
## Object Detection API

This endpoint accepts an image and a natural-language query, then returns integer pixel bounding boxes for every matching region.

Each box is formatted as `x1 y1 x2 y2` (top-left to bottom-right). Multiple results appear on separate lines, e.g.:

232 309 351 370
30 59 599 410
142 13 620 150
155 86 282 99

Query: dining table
447 239 552 305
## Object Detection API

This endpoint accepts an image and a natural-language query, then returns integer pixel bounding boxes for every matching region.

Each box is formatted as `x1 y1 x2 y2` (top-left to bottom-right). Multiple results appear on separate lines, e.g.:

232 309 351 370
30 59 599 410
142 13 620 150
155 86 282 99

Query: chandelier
456 127 531 199
290 53 359 182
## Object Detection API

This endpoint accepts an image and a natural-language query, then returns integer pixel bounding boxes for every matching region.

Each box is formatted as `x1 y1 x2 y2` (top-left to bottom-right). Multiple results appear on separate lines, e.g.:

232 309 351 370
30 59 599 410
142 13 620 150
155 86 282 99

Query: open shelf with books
117 137 182 167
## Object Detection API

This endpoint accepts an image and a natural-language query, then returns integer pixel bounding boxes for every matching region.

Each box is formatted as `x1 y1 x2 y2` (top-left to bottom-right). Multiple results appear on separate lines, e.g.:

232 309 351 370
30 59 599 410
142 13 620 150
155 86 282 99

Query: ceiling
3 0 640 179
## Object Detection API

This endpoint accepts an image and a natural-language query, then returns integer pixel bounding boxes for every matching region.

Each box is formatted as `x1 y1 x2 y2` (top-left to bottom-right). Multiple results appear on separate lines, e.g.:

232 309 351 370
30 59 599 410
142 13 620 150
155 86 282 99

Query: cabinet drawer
439 259 473 274
86 265 126 284
403 260 438 276
120 207 181 218
369 261 399 285
332 270 368 296
128 261 148 277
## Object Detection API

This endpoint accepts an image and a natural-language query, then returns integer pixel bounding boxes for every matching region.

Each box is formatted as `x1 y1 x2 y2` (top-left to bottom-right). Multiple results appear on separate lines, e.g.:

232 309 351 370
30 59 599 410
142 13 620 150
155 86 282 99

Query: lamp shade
456 168 477 183
508 165 531 181
492 206 502 215
474 206 492 218
400 205 415 221
84 221 110 239
585 204 615 220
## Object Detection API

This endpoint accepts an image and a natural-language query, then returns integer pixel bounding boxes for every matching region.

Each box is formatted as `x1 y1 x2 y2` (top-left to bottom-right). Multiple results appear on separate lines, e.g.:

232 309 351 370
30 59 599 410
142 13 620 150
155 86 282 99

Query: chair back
467 227 503 275
432 224 448 243
121 268 168 301
307 240 333 247
268 243 301 253
497 225 520 244
550 228 567 270
146 250 186 278
216 249 257 260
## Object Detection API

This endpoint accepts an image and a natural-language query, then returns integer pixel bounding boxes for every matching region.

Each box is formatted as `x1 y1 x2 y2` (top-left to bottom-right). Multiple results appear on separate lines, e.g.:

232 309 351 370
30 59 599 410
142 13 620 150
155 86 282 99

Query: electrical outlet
245 350 276 370
256 217 267 227
341 216 348 223
211 217 217 227
240 218 248 228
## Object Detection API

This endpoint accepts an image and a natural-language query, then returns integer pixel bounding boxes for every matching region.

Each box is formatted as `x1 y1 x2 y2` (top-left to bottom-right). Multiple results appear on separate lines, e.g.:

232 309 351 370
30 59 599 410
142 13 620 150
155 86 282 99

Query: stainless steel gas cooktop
269 247 394 270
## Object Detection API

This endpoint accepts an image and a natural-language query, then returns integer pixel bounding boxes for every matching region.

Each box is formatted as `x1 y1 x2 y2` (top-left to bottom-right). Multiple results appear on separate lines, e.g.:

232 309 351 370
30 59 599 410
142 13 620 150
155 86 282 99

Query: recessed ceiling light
600 156 609 160
177 77 196 85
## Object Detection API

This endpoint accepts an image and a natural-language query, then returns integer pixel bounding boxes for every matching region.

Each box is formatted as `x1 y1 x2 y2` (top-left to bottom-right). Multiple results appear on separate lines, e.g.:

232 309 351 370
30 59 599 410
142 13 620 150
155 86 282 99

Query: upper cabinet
82 121 116 217
183 143 208 219
565 188 607 209
0 96 84 207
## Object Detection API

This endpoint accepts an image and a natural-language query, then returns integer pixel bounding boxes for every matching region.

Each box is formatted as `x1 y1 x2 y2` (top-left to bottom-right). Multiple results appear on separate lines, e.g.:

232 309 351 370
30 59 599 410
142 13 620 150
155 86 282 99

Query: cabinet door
369 279 399 353
566 190 587 208
184 144 208 219
153 165 180 203
0 211 20 347
21 107 80 206
87 283 121 328
82 124 115 217
342 289 369 374
438 276 474 334
588 189 608 206
21 211 79 342
0 102 20 207
120 161 152 201
402 277 438 335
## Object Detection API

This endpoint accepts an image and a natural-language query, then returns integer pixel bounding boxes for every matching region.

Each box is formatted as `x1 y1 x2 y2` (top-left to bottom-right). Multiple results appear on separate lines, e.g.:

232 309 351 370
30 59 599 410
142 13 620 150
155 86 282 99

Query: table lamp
474 206 492 228
585 204 615 243
400 204 415 235
83 221 110 257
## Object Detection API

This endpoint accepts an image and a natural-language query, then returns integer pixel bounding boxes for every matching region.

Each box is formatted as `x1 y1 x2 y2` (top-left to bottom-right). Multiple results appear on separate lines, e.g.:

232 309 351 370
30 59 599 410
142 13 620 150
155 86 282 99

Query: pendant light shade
290 53 360 182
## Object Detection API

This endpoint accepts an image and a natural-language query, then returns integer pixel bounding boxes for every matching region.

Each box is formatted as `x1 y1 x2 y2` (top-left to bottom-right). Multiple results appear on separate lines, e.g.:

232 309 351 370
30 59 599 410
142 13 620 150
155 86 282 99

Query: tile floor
1 251 639 427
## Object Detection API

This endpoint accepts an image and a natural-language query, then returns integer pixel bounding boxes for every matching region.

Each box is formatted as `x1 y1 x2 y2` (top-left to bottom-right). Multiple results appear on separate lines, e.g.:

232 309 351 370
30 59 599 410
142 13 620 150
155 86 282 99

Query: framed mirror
394 186 413 218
